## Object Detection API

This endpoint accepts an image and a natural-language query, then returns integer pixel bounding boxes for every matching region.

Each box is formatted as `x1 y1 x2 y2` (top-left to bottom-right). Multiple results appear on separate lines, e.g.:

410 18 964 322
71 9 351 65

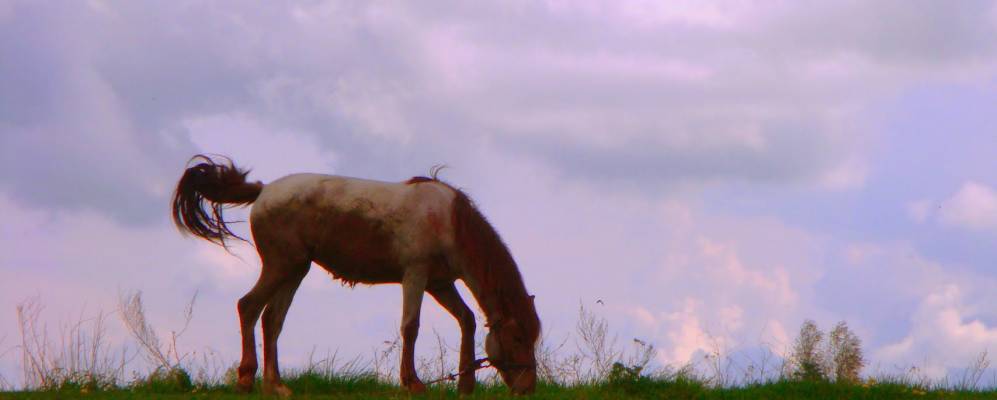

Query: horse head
484 296 540 395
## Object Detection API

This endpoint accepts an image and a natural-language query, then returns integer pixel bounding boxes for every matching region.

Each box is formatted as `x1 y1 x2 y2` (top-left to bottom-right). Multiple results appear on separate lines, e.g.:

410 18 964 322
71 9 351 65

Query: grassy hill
3 371 997 399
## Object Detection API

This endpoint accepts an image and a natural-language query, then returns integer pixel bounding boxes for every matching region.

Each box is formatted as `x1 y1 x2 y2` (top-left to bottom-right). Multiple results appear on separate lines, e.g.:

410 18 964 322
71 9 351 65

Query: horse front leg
399 267 428 394
429 283 477 395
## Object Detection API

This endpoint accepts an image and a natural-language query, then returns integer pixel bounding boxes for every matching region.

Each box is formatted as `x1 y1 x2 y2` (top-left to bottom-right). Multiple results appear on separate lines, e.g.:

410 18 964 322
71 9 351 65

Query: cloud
7 0 994 223
938 181 997 230
466 150 826 367
876 284 997 379
3 0 997 387
184 112 338 182
830 240 997 378
0 2 196 224
634 298 713 365
413 0 996 188
907 181 997 231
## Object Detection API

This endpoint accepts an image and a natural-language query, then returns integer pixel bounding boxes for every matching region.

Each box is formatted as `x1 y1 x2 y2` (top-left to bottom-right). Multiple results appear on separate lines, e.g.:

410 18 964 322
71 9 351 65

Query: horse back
250 173 458 284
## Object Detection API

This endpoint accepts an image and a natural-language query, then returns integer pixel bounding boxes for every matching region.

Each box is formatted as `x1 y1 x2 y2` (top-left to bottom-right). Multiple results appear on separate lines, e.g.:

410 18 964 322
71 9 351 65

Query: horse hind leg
260 265 308 397
234 255 308 394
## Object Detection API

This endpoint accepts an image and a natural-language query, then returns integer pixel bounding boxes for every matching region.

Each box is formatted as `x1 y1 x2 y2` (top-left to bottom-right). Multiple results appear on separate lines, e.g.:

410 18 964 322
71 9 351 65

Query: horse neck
445 187 536 329
462 258 533 327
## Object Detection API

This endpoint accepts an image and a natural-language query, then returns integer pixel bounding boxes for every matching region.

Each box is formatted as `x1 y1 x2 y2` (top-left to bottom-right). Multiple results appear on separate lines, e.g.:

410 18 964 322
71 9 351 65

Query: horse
171 155 540 396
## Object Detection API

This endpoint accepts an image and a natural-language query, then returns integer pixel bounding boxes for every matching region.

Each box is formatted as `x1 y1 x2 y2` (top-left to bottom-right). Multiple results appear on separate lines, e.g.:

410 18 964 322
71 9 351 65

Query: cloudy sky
2 0 997 386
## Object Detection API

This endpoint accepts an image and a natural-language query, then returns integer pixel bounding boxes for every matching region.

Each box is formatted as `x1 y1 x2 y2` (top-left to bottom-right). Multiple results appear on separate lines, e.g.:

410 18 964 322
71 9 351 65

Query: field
3 372 997 399
3 297 995 399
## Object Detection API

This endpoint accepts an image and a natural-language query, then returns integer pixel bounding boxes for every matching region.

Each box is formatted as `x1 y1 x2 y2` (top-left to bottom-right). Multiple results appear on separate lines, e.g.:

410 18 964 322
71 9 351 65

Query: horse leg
235 271 284 393
399 266 428 393
428 283 477 395
260 266 308 397
236 278 277 393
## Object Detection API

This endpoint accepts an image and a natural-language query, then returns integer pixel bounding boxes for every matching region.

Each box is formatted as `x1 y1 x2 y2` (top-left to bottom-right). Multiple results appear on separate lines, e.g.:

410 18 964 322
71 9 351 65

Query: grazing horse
171 155 540 396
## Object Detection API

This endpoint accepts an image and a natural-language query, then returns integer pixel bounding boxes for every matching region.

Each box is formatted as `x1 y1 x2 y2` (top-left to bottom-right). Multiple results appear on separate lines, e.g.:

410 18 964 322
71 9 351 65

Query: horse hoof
263 383 293 397
235 377 254 393
406 381 427 394
457 380 475 396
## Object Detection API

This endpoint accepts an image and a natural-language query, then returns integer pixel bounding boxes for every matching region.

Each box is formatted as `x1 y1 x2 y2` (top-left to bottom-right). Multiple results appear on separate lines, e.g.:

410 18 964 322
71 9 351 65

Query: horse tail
171 154 263 248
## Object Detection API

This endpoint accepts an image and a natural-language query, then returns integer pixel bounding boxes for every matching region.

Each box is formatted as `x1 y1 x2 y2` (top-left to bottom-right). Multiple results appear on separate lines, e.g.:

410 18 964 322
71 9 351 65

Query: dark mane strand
406 164 449 185
406 176 434 184
429 164 447 180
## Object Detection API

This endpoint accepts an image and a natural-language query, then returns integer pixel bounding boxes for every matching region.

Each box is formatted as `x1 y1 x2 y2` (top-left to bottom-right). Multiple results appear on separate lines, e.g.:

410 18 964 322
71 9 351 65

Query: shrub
790 320 826 382
787 319 865 383
608 361 645 393
133 367 193 393
827 321 864 383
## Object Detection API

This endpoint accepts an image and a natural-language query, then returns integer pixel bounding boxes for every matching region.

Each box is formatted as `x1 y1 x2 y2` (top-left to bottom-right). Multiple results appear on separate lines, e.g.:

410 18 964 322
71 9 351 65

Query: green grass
3 373 997 399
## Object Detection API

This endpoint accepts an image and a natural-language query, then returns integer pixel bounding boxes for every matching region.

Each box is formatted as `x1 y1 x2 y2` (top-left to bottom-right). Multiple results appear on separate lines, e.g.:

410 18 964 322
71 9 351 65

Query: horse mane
405 165 447 185
447 184 541 343
407 169 540 341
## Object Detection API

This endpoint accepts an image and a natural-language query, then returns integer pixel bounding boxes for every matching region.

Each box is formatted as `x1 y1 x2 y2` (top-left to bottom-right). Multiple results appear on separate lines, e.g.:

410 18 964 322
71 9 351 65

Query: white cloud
876 284 997 379
194 243 259 286
938 181 997 230
631 299 714 365
833 240 997 380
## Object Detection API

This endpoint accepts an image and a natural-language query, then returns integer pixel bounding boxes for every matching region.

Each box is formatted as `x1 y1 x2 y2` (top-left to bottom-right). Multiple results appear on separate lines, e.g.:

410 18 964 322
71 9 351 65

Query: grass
3 373 997 399
4 297 996 399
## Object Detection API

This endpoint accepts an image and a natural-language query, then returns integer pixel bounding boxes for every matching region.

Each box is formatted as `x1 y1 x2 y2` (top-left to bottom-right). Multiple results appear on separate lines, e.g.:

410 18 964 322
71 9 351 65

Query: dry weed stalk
702 333 737 387
955 350 991 391
742 344 780 384
371 334 400 382
302 347 366 377
0 334 12 390
536 331 582 383
575 303 621 380
15 297 129 390
417 329 456 385
117 290 196 373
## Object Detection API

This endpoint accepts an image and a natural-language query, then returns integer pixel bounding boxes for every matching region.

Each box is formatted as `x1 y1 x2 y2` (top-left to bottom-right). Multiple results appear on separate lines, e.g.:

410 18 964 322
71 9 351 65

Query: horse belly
312 256 403 286
310 212 405 286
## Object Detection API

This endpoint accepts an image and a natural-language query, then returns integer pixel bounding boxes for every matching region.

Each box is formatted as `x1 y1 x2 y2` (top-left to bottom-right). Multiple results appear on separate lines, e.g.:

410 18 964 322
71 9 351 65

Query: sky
2 0 997 387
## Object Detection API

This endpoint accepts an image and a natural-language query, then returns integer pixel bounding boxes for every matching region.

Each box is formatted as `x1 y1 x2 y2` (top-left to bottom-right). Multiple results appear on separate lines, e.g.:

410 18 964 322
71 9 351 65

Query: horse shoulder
388 182 456 256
